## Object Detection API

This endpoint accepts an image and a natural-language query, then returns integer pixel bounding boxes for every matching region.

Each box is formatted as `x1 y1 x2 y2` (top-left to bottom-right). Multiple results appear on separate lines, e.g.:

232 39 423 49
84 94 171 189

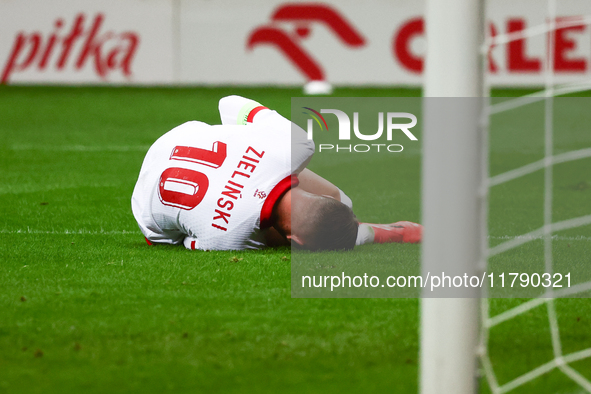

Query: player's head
286 188 358 251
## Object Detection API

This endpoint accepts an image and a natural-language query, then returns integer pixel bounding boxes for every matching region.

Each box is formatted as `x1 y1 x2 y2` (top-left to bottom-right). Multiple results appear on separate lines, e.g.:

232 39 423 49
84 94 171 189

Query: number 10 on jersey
158 141 227 210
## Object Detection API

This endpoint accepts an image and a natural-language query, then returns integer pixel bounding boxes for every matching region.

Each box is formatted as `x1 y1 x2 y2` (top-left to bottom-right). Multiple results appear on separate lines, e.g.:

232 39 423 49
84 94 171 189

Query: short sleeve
218 95 264 125
218 95 314 174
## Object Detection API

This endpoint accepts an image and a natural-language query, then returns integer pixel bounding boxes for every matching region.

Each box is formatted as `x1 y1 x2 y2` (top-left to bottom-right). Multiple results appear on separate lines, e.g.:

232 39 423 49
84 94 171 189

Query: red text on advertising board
1 13 140 84
394 16 588 74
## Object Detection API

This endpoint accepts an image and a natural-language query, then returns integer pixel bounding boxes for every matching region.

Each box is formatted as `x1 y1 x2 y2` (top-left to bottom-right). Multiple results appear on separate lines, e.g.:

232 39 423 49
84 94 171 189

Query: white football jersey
131 96 314 250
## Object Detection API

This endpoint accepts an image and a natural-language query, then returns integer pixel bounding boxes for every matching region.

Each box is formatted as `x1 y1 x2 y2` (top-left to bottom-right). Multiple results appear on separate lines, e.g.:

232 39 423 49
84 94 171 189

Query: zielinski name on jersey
157 140 266 232
210 146 265 232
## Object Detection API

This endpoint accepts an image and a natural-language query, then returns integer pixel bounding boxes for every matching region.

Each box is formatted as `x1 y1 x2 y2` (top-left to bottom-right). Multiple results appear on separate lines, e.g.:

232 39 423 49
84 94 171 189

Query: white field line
490 235 591 241
3 228 589 241
10 144 151 152
0 183 122 195
0 183 120 194
0 228 137 235
488 214 591 257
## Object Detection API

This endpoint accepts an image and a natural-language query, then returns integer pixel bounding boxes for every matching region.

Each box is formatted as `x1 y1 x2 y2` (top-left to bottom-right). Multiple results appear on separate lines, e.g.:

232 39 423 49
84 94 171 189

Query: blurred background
2 1 591 394
2 0 590 89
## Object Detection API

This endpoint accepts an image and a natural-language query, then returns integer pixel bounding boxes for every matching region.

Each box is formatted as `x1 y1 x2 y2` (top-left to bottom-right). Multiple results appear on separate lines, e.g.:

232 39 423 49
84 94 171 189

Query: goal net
421 0 591 393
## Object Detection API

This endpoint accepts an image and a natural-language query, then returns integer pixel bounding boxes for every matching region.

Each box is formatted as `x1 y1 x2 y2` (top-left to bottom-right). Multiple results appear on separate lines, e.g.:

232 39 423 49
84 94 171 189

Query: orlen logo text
1 13 140 84
304 108 418 153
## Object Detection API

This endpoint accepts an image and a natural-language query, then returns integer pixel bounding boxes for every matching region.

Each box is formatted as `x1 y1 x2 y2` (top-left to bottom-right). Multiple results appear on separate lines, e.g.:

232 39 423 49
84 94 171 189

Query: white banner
1 0 591 86
0 0 174 84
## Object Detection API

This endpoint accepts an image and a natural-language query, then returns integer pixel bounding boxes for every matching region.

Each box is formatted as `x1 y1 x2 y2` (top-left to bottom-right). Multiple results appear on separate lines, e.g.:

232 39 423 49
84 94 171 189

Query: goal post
420 0 485 393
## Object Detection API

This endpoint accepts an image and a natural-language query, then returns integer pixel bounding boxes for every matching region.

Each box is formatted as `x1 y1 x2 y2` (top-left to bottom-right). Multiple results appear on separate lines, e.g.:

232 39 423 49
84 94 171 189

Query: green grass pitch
0 86 590 393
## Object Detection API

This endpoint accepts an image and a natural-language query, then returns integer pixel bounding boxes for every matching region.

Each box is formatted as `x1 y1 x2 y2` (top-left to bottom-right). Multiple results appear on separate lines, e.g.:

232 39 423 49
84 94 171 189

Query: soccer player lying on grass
131 95 422 251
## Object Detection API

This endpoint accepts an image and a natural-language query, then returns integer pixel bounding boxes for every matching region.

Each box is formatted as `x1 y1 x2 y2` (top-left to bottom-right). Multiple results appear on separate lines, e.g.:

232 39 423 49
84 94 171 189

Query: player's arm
218 95 314 175
297 169 424 246
218 95 268 126
297 169 341 200
297 169 353 208
218 95 294 130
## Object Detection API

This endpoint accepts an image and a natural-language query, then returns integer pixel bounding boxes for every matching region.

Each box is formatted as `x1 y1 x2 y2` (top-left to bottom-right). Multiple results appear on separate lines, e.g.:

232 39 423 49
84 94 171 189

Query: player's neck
272 189 292 236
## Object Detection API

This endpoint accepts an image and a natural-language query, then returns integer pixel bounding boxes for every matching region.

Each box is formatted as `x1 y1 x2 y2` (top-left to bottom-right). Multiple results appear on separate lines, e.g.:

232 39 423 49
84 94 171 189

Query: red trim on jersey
145 237 153 245
247 106 269 123
260 175 299 228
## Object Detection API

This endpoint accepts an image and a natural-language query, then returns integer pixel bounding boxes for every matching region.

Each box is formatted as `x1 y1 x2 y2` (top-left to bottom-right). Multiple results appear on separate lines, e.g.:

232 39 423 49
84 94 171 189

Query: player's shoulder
170 120 210 133
153 121 211 142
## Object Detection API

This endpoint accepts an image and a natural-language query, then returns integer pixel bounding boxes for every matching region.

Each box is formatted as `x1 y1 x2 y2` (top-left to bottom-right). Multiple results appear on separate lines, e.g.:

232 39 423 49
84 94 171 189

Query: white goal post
420 1 485 394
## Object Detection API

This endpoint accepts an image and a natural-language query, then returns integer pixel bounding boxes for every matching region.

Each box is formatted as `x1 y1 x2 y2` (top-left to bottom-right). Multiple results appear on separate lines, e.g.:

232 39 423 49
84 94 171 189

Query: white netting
479 2 591 392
